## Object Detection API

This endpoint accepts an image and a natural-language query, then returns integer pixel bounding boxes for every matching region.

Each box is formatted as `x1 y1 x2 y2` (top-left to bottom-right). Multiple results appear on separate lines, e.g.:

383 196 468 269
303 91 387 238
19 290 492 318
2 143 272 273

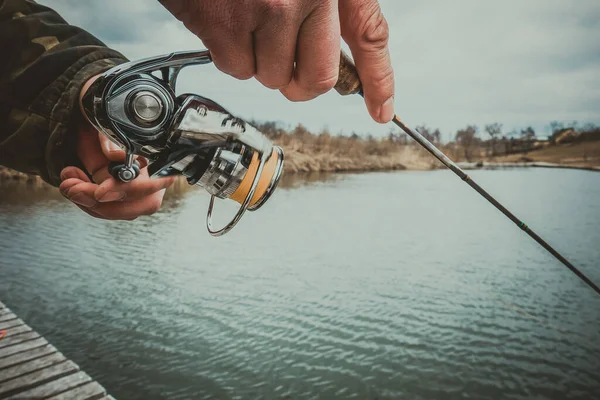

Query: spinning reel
80 50 285 236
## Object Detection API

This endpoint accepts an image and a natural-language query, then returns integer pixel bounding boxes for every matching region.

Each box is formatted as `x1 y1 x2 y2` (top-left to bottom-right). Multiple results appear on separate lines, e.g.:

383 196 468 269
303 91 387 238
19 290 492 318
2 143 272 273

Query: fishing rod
334 51 600 297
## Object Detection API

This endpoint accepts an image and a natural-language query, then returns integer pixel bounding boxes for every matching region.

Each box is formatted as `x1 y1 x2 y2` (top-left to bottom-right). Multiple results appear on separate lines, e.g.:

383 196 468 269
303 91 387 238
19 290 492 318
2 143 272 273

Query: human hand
58 76 176 221
159 0 395 123
59 126 176 221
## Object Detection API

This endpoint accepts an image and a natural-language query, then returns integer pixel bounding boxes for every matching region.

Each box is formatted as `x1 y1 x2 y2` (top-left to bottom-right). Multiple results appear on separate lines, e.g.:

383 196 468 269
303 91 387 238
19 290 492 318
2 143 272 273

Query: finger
207 35 256 80
94 170 176 203
91 166 113 185
73 203 105 220
91 190 168 221
159 0 256 80
60 179 167 220
203 28 256 80
339 0 395 123
280 2 340 102
60 166 91 183
91 154 148 185
59 179 99 209
253 7 300 89
98 133 126 162
77 125 110 175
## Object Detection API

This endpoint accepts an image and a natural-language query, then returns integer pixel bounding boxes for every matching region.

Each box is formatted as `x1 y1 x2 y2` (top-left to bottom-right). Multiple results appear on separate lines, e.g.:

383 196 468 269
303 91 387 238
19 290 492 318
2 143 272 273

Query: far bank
2 138 599 187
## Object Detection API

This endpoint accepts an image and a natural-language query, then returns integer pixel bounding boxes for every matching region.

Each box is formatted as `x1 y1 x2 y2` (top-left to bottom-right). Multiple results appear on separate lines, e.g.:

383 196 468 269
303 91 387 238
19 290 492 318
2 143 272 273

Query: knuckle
281 90 306 103
257 74 292 90
305 73 339 96
260 0 293 16
351 3 390 50
372 66 395 92
231 69 255 81
212 55 255 80
281 70 340 102
172 0 203 28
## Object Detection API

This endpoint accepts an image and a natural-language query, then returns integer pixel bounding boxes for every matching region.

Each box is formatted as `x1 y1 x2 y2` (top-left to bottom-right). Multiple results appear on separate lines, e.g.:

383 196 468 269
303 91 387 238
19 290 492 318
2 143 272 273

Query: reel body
80 50 284 236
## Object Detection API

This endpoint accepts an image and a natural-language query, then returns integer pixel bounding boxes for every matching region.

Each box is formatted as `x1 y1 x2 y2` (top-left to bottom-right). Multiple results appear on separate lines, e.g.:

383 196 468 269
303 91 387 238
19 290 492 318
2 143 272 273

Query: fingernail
379 96 395 123
70 193 97 208
60 169 77 181
99 191 125 203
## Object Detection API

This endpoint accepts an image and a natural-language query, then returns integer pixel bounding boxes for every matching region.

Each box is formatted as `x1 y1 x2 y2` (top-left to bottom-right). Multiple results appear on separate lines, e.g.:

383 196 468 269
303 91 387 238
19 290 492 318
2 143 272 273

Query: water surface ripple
1 169 599 399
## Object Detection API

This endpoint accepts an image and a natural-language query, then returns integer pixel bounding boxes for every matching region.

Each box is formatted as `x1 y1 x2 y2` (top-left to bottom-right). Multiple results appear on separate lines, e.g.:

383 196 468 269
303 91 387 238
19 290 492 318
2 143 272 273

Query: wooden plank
0 345 56 371
0 360 79 397
0 330 41 350
0 324 33 338
45 380 107 400
4 370 92 400
0 300 113 399
0 319 24 331
0 337 48 359
0 351 67 384
0 313 18 323
0 309 12 317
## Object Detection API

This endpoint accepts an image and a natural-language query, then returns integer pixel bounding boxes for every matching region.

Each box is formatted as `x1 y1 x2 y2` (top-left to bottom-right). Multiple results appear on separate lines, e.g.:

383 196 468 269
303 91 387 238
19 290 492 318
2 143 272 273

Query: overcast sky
44 0 600 141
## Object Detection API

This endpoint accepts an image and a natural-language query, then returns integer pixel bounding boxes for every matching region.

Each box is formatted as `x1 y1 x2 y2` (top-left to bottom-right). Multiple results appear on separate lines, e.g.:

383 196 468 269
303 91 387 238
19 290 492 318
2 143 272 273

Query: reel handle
79 49 284 237
108 159 141 183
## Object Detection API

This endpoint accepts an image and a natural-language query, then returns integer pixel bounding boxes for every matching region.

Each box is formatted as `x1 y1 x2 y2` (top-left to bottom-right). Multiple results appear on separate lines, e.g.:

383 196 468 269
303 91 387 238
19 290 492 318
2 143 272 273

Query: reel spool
80 50 284 236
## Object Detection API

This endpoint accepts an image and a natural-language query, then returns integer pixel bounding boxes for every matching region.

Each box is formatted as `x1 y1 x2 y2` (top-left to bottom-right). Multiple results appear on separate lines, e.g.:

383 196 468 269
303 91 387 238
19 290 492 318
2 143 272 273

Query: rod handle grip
334 50 363 97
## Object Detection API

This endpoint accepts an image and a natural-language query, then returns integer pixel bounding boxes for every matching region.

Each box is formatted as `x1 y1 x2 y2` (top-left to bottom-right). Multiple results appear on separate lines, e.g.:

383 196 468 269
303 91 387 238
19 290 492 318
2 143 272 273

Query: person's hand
58 75 176 221
159 0 395 123
58 126 176 221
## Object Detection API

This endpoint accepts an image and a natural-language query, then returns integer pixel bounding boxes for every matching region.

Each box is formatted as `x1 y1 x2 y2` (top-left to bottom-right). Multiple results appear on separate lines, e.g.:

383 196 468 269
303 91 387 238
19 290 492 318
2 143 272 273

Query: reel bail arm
80 50 285 236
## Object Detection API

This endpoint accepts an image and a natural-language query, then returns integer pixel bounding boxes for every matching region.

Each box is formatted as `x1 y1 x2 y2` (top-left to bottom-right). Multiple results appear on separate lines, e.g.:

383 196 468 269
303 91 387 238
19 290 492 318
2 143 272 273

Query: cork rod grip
334 50 363 97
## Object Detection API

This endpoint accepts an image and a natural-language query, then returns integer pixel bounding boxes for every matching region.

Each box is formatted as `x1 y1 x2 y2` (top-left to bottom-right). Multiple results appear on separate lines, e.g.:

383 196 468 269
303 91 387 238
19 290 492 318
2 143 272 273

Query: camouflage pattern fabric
0 0 128 187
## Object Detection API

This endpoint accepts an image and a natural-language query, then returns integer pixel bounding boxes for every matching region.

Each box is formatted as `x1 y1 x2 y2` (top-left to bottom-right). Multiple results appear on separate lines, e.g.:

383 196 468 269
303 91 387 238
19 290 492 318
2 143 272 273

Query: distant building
552 128 579 144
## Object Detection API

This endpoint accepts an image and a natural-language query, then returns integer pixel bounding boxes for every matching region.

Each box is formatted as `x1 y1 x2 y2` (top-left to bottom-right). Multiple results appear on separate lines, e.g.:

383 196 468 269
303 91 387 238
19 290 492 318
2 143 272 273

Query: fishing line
333 51 599 297
389 114 600 297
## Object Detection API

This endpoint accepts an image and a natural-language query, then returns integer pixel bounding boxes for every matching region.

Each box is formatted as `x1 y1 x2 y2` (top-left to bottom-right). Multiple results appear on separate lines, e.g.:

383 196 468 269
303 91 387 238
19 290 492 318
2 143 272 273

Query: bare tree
549 121 564 135
455 125 478 161
350 132 361 141
484 123 503 157
292 123 310 138
432 129 441 144
416 125 442 144
520 126 536 154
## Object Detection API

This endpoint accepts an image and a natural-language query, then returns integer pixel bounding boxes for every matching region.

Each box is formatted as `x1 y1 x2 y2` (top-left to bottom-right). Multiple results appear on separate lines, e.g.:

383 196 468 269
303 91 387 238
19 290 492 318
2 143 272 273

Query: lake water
1 168 599 400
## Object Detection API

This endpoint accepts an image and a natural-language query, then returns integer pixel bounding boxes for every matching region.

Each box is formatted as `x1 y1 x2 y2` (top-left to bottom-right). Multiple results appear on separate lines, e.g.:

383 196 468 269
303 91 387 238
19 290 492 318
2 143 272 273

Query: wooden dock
0 300 115 399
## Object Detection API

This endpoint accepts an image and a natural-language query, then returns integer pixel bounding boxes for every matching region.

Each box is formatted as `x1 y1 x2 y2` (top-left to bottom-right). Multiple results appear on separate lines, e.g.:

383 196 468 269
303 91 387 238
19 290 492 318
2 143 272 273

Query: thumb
339 0 395 124
98 133 127 162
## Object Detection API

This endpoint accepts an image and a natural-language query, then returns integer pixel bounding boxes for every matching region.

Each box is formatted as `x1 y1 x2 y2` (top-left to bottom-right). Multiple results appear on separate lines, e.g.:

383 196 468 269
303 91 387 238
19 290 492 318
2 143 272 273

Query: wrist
79 74 102 119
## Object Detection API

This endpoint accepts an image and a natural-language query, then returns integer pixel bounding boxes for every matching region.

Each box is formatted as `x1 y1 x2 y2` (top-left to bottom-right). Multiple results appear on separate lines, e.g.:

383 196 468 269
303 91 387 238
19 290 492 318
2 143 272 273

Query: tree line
250 119 600 162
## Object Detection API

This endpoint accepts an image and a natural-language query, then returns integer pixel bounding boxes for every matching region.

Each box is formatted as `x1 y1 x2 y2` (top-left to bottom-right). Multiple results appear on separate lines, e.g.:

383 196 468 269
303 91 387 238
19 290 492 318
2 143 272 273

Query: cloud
43 0 600 140
44 0 172 43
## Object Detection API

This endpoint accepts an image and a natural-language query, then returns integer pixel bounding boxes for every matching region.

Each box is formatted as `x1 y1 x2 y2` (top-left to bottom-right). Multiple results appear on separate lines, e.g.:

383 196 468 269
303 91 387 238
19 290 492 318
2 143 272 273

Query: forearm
0 0 128 186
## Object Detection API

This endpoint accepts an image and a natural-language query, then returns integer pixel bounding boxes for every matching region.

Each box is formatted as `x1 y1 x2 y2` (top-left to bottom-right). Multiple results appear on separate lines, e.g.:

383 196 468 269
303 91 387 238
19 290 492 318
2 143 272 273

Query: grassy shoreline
2 139 599 187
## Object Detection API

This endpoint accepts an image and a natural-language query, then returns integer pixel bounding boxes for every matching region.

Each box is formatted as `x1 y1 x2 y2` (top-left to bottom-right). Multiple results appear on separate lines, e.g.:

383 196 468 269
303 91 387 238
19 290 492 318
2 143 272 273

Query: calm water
1 168 599 400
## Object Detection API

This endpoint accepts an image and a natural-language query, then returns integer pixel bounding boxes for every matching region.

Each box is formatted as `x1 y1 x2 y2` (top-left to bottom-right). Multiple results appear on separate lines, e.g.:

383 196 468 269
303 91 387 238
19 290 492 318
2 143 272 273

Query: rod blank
334 50 600 297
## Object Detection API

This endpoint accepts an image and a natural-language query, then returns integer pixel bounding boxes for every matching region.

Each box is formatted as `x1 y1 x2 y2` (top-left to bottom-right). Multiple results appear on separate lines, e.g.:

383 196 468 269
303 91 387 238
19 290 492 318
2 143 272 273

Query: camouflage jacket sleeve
0 0 129 187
